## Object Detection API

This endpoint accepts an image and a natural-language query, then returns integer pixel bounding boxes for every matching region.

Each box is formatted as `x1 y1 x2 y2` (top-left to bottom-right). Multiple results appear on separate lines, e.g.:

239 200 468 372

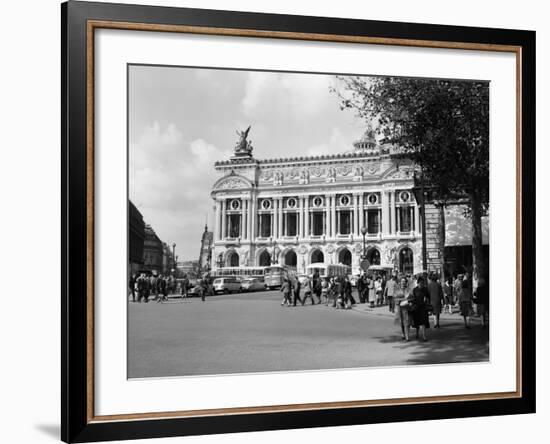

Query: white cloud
130 123 230 259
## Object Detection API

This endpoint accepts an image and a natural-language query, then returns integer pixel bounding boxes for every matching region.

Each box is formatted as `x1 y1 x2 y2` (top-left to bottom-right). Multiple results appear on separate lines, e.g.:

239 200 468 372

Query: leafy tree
334 76 489 283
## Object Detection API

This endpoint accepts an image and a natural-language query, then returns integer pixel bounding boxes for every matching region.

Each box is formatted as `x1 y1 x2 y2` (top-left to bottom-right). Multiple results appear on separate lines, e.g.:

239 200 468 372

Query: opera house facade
210 128 423 276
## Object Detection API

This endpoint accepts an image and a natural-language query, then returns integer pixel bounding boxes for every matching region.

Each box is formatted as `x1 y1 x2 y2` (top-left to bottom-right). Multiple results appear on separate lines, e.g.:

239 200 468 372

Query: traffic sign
360 259 370 271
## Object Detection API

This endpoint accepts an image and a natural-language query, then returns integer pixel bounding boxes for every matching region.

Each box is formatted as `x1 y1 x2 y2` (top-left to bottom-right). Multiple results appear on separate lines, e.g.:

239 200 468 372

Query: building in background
211 127 423 275
143 224 164 273
128 200 145 276
162 242 175 275
197 224 214 275
179 260 199 278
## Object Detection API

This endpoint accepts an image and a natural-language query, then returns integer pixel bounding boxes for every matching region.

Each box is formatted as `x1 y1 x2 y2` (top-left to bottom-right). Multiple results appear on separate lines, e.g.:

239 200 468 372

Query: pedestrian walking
313 275 323 304
280 278 292 306
473 277 489 328
292 276 302 306
367 274 375 308
443 277 454 314
149 274 158 302
408 276 430 341
301 276 315 305
357 274 365 304
181 275 189 299
156 274 167 303
129 274 137 302
385 275 397 313
326 277 336 306
136 273 150 303
374 275 383 306
197 278 206 302
321 278 329 304
394 277 411 341
343 277 355 309
427 273 443 328
457 274 472 328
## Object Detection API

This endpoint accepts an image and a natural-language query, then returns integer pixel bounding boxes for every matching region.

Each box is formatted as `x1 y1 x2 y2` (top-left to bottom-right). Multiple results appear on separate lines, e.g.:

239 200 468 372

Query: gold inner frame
85 19 523 423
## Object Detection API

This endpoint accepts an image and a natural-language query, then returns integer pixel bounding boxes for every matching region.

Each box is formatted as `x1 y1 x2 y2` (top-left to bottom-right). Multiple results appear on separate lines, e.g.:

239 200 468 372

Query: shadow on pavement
372 322 489 365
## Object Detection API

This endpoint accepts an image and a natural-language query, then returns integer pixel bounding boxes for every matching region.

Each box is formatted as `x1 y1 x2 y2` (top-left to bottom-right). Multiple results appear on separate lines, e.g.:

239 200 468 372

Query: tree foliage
334 76 490 281
335 76 489 209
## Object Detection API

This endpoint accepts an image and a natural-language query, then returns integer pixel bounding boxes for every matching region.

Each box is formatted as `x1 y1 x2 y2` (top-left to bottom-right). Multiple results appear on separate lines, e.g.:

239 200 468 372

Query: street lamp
412 170 428 274
360 226 368 260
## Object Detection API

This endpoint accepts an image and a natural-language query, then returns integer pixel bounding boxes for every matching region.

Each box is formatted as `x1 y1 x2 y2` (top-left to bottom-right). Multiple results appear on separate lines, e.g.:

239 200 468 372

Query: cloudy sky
129 65 366 261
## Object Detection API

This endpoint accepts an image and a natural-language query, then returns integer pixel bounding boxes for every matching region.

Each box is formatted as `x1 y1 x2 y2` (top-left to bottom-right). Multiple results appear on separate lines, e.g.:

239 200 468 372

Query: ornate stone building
210 127 423 275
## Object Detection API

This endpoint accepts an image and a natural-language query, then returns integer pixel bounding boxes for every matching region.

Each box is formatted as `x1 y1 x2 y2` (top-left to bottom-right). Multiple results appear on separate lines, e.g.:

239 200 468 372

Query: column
214 200 221 242
396 206 401 234
389 191 395 234
247 197 253 241
353 194 359 236
250 197 257 240
331 196 336 237
221 200 226 239
325 195 331 238
359 193 364 233
278 197 283 239
381 190 390 235
243 199 247 239
414 202 420 235
298 197 304 238
271 202 275 238
304 196 310 237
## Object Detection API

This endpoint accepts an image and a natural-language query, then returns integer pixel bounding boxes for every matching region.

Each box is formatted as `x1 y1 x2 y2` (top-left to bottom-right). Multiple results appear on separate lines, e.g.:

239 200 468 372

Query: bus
211 266 267 280
264 264 296 290
306 263 351 279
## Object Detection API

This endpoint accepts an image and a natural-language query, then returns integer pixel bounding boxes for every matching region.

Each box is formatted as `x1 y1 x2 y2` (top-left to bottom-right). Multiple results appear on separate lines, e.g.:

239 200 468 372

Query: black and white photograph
127 66 490 379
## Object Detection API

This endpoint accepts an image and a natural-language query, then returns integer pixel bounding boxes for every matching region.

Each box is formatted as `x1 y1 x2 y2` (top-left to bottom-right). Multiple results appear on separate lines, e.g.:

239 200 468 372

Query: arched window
367 248 381 265
284 250 297 267
258 250 271 267
338 248 352 266
226 251 239 267
399 247 414 274
311 249 324 264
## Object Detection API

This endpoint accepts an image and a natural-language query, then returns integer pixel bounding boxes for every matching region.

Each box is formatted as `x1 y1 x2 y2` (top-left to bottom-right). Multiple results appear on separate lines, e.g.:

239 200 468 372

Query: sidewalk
351 302 482 322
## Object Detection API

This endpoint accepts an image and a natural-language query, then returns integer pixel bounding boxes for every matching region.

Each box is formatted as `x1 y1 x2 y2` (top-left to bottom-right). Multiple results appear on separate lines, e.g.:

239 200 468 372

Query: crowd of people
280 270 489 342
129 273 214 303
130 269 489 342
129 272 178 303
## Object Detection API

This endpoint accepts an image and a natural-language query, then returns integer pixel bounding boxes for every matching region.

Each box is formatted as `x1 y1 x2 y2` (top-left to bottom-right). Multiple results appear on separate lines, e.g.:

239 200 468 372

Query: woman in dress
408 276 430 341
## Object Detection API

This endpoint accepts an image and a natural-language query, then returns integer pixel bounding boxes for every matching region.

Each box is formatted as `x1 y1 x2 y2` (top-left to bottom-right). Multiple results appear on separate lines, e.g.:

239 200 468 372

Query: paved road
128 290 489 378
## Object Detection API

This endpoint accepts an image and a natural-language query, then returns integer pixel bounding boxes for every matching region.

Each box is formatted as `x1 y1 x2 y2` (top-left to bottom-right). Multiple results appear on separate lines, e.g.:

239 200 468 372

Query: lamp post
360 226 368 260
412 170 428 275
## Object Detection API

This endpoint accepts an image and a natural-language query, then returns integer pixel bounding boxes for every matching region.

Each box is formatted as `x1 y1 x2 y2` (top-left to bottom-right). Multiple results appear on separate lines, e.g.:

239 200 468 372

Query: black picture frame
61 1 536 442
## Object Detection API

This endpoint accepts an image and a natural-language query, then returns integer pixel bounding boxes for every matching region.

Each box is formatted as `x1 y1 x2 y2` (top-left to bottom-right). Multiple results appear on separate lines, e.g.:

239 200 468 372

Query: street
128 290 489 379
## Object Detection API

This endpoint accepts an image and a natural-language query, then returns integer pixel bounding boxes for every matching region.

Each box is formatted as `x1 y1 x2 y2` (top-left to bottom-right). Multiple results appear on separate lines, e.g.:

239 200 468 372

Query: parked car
241 277 266 292
212 277 242 294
